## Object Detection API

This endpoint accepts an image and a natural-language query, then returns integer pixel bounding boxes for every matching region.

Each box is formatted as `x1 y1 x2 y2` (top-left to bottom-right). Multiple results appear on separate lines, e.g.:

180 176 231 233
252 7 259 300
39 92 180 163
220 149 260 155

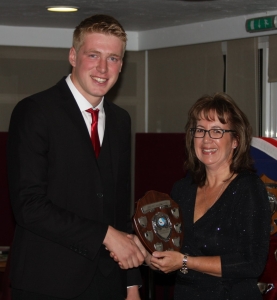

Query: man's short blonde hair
73 14 127 52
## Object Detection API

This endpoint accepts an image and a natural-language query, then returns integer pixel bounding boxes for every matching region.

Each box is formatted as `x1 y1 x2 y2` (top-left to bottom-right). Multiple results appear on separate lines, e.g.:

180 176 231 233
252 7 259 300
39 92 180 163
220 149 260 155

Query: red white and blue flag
251 137 277 180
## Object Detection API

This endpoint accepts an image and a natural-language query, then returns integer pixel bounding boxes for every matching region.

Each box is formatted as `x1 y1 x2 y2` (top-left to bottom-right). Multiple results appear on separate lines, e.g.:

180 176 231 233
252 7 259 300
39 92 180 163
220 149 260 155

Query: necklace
204 181 226 208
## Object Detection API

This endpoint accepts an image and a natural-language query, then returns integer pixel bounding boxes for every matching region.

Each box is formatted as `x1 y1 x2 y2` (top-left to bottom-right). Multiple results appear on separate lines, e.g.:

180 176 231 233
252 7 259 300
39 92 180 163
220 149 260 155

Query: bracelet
180 253 189 274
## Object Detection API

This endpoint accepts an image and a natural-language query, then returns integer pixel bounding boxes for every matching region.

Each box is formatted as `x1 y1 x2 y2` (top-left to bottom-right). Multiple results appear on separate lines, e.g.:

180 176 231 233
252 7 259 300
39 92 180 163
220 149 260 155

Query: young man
7 14 144 300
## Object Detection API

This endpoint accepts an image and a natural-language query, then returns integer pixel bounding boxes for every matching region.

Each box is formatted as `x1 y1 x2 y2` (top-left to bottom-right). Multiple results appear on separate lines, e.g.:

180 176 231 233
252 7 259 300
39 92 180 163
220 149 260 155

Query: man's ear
69 47 77 67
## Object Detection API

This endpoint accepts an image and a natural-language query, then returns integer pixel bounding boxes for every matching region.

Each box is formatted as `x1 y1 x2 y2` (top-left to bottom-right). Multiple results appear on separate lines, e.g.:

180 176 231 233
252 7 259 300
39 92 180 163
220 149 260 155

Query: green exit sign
246 16 277 33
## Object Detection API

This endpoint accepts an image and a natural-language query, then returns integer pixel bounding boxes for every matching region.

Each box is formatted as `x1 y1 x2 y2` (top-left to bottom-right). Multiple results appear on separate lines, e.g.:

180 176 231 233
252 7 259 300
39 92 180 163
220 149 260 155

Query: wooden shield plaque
133 190 184 253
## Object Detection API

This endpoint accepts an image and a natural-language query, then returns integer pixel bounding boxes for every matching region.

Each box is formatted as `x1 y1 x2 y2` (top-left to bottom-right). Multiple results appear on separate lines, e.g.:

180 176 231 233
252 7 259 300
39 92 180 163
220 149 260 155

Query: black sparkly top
171 170 271 299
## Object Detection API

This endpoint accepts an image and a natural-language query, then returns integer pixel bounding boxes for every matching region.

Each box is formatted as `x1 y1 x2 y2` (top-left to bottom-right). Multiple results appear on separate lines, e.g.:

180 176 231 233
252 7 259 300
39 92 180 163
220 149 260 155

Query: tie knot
86 108 99 118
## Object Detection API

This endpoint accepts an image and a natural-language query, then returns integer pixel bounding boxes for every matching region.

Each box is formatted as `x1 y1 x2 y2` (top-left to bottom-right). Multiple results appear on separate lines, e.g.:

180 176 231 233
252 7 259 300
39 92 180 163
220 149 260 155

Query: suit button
97 193 103 198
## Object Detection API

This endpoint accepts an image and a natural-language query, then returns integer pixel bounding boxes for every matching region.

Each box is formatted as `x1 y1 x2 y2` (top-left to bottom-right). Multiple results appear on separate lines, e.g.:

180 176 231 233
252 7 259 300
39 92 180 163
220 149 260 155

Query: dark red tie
86 108 100 157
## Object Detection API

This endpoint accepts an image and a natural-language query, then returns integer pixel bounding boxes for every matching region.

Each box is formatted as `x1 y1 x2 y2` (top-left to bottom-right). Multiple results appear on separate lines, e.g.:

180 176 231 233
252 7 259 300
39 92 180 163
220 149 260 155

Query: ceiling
1 0 277 32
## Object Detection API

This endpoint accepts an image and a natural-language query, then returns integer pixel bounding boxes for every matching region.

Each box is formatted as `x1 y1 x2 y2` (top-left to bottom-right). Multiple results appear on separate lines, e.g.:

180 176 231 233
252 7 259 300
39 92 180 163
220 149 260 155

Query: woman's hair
73 14 127 52
184 92 255 186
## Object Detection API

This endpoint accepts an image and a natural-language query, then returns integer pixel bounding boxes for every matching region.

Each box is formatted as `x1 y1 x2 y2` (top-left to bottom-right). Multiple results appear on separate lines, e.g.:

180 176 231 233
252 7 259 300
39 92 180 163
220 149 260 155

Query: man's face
69 32 124 106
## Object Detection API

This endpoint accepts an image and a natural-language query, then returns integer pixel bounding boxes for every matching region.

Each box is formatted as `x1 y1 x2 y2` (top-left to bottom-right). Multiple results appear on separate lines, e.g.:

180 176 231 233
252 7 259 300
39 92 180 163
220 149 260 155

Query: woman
134 93 271 299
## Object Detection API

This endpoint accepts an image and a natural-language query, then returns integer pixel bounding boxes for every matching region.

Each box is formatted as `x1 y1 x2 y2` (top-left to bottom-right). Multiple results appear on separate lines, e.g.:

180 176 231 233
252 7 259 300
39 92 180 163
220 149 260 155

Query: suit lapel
55 79 120 177
56 79 99 165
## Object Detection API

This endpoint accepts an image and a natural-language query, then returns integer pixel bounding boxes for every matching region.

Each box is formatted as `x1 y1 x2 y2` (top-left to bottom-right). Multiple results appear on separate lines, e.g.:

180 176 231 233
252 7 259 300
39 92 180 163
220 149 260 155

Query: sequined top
171 171 271 300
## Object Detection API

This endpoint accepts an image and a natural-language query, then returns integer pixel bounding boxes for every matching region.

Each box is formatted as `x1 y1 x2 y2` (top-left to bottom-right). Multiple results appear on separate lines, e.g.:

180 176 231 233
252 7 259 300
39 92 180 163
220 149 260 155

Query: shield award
133 190 184 253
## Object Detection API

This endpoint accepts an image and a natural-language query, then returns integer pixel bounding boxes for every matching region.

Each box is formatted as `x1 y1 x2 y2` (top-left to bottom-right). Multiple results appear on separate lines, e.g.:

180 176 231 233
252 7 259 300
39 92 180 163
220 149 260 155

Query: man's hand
127 234 153 263
127 235 147 257
127 234 161 271
103 226 144 269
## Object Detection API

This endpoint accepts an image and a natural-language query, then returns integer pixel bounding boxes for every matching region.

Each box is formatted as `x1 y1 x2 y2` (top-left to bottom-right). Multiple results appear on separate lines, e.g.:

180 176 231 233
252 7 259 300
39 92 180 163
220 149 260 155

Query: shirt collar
65 74 104 112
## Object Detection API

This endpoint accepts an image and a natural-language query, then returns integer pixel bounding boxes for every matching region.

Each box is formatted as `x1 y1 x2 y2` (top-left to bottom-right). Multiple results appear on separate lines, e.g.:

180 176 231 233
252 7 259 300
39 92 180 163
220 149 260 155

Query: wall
0 40 259 134
0 35 262 205
226 38 259 135
2 11 277 51
0 46 71 131
148 42 224 133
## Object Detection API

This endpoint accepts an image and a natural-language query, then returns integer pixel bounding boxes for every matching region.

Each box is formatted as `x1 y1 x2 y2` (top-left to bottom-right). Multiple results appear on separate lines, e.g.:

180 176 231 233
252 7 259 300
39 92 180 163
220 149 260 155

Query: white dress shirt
65 74 105 145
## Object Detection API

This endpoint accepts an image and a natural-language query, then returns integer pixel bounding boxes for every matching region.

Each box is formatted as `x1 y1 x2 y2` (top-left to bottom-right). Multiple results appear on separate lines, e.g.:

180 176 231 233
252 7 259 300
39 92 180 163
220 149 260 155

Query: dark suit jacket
7 77 140 298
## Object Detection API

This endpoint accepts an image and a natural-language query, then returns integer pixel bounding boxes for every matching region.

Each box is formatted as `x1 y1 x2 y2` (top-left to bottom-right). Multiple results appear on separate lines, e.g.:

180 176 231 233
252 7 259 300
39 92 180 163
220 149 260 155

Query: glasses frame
190 128 236 139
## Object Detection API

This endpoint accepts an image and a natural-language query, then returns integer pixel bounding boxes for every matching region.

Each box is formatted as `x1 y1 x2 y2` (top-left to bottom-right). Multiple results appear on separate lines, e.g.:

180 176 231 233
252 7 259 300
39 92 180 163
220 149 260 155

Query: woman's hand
150 250 184 273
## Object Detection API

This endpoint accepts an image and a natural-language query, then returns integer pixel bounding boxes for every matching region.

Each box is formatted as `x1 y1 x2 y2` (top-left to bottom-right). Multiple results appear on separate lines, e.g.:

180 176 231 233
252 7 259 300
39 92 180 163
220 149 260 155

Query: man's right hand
128 234 155 268
103 226 144 269
127 234 148 258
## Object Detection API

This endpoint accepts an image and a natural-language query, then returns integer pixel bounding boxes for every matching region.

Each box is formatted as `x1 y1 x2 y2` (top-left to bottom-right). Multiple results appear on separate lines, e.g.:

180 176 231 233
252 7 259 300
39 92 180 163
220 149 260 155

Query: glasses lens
192 129 204 138
210 129 223 139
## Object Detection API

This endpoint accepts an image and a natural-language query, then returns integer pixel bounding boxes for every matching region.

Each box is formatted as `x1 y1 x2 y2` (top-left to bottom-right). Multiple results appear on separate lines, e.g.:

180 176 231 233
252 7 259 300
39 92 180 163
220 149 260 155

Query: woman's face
193 112 238 171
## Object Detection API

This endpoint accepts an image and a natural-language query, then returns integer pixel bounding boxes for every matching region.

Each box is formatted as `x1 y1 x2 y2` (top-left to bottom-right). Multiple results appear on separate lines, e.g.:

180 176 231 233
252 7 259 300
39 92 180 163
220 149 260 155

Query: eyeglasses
190 128 236 139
